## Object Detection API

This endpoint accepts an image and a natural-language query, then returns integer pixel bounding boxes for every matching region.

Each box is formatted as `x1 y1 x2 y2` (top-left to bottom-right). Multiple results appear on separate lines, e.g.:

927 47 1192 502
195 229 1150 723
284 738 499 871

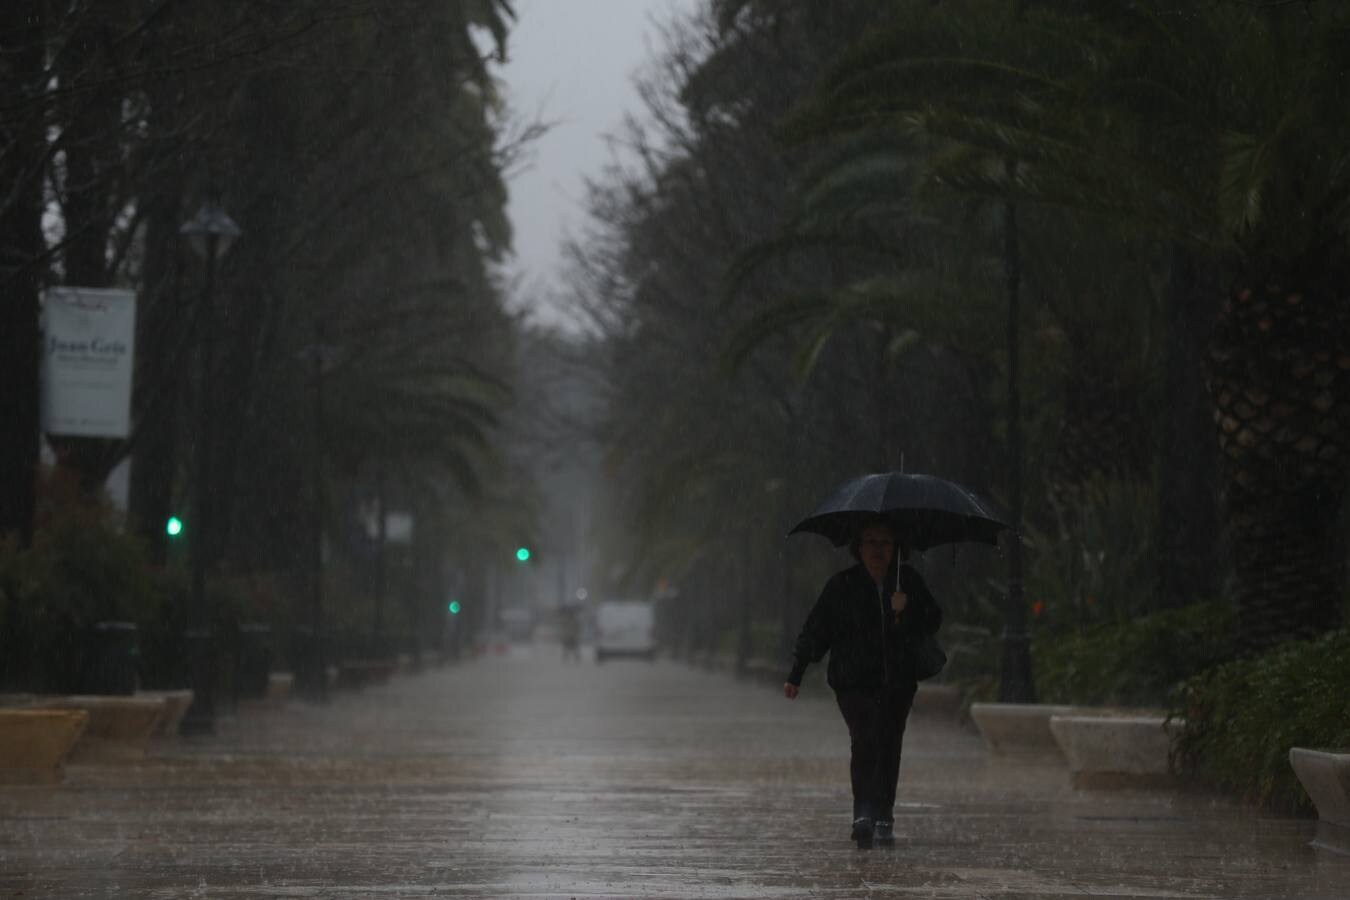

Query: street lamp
178 199 240 734
296 329 340 702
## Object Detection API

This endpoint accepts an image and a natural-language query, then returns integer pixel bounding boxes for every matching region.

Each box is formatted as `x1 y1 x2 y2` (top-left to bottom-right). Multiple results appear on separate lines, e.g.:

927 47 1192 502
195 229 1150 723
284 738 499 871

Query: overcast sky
498 0 700 330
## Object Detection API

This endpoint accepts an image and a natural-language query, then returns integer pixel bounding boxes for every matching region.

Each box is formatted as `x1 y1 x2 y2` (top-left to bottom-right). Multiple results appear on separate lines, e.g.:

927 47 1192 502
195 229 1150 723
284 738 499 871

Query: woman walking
783 515 943 848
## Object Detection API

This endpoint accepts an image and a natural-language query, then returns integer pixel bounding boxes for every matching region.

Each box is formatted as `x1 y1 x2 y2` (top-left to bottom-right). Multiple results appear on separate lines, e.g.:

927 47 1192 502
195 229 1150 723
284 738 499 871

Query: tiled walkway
2 651 1345 898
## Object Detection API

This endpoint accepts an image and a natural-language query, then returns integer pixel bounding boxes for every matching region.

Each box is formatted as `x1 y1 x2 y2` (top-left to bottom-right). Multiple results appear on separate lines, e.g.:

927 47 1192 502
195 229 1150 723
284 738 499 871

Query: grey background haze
499 0 699 330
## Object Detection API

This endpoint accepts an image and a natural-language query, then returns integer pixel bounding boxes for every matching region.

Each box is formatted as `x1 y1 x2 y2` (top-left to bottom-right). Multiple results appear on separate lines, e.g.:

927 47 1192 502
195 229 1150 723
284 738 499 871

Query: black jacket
787 562 942 691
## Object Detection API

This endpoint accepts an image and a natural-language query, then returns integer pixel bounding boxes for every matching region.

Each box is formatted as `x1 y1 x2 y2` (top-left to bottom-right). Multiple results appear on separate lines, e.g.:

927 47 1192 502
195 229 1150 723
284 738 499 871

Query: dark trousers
835 683 918 822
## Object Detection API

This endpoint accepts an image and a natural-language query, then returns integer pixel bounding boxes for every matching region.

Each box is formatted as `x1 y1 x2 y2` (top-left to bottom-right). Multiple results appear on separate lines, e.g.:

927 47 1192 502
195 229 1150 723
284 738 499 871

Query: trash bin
180 626 218 733
289 625 322 698
84 621 140 695
235 623 273 699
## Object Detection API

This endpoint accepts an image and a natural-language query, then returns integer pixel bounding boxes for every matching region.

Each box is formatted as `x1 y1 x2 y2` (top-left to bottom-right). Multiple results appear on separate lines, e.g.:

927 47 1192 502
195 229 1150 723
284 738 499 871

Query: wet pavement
2 650 1346 898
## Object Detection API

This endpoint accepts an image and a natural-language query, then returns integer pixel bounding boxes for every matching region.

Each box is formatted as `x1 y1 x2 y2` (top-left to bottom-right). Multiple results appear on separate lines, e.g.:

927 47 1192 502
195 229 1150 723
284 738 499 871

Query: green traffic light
515 547 531 562
448 600 461 615
166 516 184 537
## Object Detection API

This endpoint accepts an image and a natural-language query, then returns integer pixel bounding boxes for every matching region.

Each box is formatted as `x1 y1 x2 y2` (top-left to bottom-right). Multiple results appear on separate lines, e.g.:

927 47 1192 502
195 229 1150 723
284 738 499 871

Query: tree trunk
0 0 47 545
127 179 187 563
1153 244 1220 609
1209 276 1350 651
735 536 754 676
46 17 128 497
778 544 796 670
126 6 190 562
372 466 387 651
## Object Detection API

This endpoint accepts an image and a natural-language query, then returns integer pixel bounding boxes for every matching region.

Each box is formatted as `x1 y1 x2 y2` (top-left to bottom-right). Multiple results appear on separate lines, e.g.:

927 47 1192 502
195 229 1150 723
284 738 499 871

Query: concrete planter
335 660 397 690
266 672 294 704
1289 748 1350 854
1048 713 1180 789
239 673 294 711
740 658 781 686
137 690 194 737
80 621 140 694
36 695 167 763
970 702 1075 758
912 683 963 718
0 709 89 784
235 623 275 700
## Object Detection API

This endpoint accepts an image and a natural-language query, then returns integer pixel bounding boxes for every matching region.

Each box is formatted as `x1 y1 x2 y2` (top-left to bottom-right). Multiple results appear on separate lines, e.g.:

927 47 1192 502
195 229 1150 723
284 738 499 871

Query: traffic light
166 516 184 537
448 600 461 615
515 546 531 563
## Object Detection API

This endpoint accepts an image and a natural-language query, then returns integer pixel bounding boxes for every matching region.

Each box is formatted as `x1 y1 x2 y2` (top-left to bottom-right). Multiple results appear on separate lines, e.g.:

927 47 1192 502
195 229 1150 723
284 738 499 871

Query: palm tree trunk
1209 278 1350 651
1153 244 1220 608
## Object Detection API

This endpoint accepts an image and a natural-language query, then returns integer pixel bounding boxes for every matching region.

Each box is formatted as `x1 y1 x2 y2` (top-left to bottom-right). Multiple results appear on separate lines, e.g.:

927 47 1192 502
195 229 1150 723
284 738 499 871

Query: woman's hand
783 682 799 700
891 590 908 615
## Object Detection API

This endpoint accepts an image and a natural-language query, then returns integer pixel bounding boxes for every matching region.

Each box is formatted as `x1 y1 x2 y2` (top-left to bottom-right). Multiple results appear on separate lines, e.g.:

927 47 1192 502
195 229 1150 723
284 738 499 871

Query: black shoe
874 819 894 846
850 817 874 849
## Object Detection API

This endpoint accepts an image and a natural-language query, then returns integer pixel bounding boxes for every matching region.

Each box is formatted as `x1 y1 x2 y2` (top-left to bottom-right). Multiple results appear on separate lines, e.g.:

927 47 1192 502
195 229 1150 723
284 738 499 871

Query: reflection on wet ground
2 651 1346 898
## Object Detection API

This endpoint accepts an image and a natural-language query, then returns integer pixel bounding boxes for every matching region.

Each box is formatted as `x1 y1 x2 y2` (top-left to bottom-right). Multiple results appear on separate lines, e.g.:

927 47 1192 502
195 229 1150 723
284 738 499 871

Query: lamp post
998 160 1035 703
297 329 340 702
178 200 240 734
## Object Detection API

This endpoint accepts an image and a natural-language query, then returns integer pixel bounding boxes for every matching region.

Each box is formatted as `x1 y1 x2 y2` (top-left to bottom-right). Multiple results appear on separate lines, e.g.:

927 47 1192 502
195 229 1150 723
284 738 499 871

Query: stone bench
970 703 1075 758
912 683 963 718
136 690 195 737
35 696 167 763
1049 713 1180 789
1289 748 1350 855
0 709 89 784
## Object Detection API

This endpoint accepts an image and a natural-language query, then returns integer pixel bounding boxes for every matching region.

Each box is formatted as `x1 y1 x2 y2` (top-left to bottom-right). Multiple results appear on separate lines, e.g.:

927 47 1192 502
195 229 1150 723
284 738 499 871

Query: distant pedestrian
560 607 582 662
783 516 942 848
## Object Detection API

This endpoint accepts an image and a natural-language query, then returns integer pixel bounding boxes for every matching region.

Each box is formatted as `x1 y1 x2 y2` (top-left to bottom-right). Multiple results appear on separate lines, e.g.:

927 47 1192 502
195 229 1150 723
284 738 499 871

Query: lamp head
180 202 241 260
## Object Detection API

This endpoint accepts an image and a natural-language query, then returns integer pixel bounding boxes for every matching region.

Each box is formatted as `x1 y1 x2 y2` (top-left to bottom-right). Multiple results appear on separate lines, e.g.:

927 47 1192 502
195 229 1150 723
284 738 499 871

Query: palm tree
735 0 1350 651
723 1 1061 700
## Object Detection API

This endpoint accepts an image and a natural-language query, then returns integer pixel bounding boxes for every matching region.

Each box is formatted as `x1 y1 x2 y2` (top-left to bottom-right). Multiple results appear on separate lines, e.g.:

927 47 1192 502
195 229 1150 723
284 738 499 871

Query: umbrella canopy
789 472 1009 550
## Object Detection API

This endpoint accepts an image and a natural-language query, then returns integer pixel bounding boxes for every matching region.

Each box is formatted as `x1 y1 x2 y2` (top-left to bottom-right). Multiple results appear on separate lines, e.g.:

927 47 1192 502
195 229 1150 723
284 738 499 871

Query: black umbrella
789 472 1009 550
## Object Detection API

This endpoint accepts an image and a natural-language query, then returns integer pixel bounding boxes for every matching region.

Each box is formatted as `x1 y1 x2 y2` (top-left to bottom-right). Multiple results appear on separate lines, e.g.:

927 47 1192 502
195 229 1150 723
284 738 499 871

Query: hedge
1033 602 1236 708
1171 628 1350 814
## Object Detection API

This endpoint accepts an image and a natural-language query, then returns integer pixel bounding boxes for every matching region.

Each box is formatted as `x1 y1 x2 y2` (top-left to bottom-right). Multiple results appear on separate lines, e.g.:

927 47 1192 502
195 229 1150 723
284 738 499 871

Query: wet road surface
2 651 1347 898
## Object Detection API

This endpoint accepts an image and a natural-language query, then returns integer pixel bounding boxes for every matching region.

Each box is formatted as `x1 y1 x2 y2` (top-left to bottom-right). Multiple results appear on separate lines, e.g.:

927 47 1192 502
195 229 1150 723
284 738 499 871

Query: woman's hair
848 516 899 561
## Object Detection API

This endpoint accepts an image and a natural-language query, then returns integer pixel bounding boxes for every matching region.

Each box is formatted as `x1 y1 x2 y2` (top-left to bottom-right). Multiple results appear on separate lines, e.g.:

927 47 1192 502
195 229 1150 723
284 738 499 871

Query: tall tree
772 0 1350 648
0 0 48 546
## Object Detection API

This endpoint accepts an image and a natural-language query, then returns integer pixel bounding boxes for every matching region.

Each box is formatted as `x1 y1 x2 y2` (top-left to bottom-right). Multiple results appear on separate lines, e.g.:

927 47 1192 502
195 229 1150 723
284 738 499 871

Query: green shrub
1172 629 1350 814
0 471 157 690
940 621 1000 708
1023 477 1156 625
1 472 156 626
30 504 155 625
1034 602 1237 707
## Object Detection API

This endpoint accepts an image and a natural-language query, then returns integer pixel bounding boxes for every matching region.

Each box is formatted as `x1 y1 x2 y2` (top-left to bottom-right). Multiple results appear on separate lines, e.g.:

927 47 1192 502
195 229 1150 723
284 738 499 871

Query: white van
594 600 657 662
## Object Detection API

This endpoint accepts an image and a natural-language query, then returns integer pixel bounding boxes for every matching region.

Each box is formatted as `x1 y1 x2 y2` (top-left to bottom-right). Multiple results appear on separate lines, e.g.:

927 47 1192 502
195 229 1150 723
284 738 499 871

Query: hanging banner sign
40 286 137 438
